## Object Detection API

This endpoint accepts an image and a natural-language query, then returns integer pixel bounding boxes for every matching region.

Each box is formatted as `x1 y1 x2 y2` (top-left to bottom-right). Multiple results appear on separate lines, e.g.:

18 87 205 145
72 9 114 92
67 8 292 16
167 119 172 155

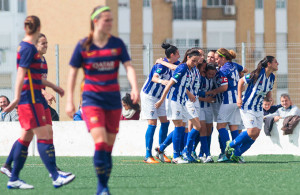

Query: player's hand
130 88 140 104
207 96 216 103
53 86 64 97
237 98 242 108
4 98 19 113
65 102 75 118
161 80 169 86
206 90 217 97
155 100 163 109
44 93 56 105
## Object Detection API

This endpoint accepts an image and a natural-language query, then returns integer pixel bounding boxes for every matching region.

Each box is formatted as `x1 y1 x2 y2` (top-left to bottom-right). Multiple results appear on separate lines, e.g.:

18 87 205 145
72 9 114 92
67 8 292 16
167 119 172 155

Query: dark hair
24 16 40 35
197 59 207 70
0 95 10 104
216 48 236 61
122 93 140 111
38 33 46 39
205 63 217 72
161 43 178 58
263 97 272 102
181 48 200 63
249 56 275 84
209 49 217 53
82 6 111 51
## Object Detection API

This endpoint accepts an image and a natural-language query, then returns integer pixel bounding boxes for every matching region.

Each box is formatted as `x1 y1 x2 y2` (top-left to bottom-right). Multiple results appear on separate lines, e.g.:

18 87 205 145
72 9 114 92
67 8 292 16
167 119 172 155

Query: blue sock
172 127 184 158
192 133 200 152
94 143 108 193
200 136 209 157
145 125 156 158
159 122 169 144
230 131 253 148
105 145 113 185
207 135 212 156
234 139 255 156
6 140 18 166
181 131 188 153
160 131 173 152
10 139 29 181
218 135 224 154
37 140 59 180
231 130 240 140
185 128 199 155
218 128 230 153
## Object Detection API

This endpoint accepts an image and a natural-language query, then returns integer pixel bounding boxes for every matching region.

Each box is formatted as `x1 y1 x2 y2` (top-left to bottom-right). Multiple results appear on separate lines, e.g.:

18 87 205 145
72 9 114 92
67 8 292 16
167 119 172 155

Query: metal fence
0 42 299 120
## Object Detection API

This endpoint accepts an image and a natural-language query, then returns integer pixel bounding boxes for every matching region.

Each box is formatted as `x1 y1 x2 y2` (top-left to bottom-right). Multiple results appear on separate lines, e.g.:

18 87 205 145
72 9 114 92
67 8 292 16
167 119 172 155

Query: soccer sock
200 136 209 157
207 135 212 156
192 133 200 152
48 139 58 170
160 130 173 152
230 131 252 148
145 125 156 158
185 128 199 155
37 139 59 180
6 139 18 166
10 139 29 181
159 122 169 145
218 128 230 153
105 145 113 185
234 139 255 156
172 127 183 158
94 142 108 193
230 130 240 140
181 131 188 153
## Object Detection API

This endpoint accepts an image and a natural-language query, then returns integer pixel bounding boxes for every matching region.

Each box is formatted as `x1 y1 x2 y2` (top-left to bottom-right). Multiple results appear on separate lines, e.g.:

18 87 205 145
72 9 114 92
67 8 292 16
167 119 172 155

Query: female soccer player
155 49 201 164
4 16 75 189
225 56 278 163
207 48 243 162
1 34 72 179
141 43 180 164
65 6 139 195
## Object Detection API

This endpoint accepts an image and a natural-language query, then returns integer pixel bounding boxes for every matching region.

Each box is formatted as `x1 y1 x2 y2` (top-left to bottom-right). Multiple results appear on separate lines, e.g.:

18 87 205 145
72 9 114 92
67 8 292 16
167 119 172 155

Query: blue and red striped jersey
17 41 44 105
69 36 131 110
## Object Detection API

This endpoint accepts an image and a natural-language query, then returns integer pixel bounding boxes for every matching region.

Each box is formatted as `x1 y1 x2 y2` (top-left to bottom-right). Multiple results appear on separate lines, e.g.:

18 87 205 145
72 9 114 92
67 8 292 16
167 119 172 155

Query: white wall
206 20 235 48
1 120 300 157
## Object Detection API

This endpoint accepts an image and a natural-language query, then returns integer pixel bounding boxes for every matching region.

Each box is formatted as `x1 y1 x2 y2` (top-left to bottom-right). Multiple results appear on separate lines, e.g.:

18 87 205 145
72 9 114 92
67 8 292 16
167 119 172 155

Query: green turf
1 155 300 194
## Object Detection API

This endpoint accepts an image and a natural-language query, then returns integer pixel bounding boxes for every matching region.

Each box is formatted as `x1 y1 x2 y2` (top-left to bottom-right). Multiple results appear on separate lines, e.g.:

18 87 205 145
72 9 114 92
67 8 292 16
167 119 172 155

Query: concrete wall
1 120 300 157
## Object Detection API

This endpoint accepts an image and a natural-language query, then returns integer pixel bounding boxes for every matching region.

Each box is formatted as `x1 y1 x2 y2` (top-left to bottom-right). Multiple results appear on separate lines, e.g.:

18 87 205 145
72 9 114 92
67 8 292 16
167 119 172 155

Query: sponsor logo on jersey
174 73 181 79
156 68 162 73
87 51 96 56
92 61 115 71
111 49 118 56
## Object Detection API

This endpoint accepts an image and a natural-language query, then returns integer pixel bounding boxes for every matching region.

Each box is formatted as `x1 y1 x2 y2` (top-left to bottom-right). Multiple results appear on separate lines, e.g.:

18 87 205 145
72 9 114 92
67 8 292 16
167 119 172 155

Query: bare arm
41 88 56 105
41 79 64 97
206 84 228 97
151 74 169 86
65 67 79 118
237 78 245 108
155 79 175 108
156 58 177 70
186 89 196 102
123 61 140 104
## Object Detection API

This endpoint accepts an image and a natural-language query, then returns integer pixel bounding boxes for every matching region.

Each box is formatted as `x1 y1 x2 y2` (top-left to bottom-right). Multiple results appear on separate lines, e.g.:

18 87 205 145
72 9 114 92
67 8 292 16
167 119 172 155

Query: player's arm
41 88 56 105
186 89 196 102
237 77 245 108
155 79 175 109
123 61 140 104
66 66 79 118
41 79 64 97
151 74 168 86
156 58 177 70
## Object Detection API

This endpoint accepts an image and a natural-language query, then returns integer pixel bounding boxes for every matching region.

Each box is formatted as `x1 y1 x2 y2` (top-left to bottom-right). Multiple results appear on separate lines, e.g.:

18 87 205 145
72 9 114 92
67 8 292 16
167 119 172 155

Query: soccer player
3 16 75 189
225 56 278 163
65 6 139 195
207 48 242 162
155 49 201 164
141 43 180 164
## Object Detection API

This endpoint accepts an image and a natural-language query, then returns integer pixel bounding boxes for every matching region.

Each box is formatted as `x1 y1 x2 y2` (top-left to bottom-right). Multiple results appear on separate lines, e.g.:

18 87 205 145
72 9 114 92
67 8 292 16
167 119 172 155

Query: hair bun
228 50 236 59
161 43 171 50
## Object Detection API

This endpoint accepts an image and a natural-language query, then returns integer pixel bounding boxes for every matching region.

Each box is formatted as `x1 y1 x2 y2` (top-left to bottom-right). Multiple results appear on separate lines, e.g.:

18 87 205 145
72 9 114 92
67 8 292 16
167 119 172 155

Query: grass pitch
1 155 300 194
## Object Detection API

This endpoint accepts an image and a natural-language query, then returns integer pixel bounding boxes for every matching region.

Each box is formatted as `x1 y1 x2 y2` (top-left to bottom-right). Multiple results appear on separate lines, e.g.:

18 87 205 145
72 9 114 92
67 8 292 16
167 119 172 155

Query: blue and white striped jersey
142 58 179 98
199 75 214 108
219 62 240 104
187 66 201 97
242 68 275 112
167 63 192 105
212 69 223 103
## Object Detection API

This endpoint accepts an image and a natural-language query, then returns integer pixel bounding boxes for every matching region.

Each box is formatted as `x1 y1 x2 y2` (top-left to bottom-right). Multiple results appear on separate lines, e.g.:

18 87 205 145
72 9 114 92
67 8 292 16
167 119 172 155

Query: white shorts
199 107 213 123
185 99 200 120
240 109 263 129
217 103 241 125
211 102 221 122
140 92 166 119
166 99 187 122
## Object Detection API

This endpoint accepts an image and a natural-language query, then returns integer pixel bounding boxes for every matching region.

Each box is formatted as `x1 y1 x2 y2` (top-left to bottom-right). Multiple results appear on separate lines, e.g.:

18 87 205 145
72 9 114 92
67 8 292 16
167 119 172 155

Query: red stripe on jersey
84 83 120 92
25 73 42 80
34 53 41 60
30 63 42 69
81 48 121 58
22 84 44 90
17 53 21 59
85 72 118 82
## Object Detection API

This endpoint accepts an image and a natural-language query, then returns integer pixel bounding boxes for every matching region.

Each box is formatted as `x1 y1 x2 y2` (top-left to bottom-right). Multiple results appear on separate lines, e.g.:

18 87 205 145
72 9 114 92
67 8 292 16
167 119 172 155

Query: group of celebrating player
1 6 139 195
141 43 279 164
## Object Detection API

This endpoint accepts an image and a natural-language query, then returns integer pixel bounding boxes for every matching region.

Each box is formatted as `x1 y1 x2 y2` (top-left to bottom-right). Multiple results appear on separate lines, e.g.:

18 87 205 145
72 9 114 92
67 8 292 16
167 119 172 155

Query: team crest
150 111 154 116
176 111 180 116
111 49 118 56
42 115 46 122
250 120 255 125
90 116 99 124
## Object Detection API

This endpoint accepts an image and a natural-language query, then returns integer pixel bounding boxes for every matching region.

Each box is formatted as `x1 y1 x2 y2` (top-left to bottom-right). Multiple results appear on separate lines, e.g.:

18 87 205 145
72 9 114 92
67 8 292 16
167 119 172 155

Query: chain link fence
0 42 298 120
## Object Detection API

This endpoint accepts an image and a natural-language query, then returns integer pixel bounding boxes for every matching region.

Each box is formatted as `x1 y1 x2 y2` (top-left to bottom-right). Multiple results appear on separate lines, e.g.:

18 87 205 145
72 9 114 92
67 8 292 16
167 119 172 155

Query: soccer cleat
225 141 234 159
182 153 197 163
230 153 245 164
7 179 34 189
239 156 246 163
171 157 189 164
49 170 73 178
191 151 198 160
204 156 214 163
144 156 159 164
155 147 171 163
1 164 12 178
53 174 76 188
217 153 230 162
197 156 206 163
96 187 110 195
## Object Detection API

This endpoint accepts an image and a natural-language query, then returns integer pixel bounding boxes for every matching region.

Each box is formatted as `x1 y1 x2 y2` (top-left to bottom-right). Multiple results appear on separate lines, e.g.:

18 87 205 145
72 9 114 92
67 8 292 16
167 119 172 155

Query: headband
91 6 110 20
217 50 225 57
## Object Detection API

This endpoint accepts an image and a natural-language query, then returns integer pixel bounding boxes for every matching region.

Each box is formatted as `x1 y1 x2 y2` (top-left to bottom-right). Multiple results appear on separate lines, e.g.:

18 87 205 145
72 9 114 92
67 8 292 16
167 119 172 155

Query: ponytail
161 43 178 58
249 56 275 84
24 16 40 35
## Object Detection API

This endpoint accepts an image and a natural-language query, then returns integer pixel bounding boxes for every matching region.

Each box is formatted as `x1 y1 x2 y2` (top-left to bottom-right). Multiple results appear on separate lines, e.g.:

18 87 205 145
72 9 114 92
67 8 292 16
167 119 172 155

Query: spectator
121 93 140 120
266 94 300 122
263 97 282 116
0 95 18 122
